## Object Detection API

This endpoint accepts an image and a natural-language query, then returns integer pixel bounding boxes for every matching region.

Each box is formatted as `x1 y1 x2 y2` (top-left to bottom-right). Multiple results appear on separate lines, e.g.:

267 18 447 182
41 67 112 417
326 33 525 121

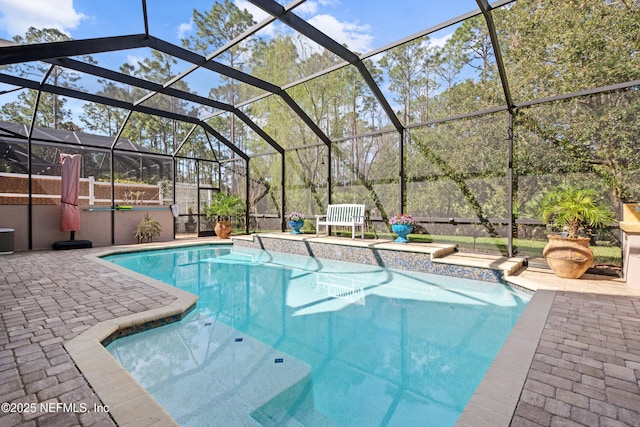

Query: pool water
104 245 530 426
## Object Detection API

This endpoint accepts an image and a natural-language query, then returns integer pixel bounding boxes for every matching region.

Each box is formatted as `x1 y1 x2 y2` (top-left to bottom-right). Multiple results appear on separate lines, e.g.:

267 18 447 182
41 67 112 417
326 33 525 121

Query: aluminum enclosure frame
0 0 637 256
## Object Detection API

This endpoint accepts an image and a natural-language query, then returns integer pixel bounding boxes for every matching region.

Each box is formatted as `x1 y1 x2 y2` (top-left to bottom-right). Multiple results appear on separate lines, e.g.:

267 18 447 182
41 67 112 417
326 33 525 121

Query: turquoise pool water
104 245 530 426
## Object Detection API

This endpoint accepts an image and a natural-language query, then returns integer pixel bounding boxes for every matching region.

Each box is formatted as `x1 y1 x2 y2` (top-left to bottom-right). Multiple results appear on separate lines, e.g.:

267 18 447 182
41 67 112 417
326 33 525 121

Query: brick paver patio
511 292 640 426
0 248 176 426
1 243 639 426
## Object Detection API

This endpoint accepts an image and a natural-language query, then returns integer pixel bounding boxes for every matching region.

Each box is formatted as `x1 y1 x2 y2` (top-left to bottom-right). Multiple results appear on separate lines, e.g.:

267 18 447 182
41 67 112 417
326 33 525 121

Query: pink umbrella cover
59 153 81 232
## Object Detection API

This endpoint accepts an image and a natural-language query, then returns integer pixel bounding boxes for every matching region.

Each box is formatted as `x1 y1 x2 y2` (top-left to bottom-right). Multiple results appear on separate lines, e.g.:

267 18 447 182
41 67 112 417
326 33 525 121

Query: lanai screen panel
218 159 248 232
0 139 111 207
220 17 345 89
331 134 398 227
33 144 112 183
494 0 640 104
75 101 130 139
238 103 284 151
181 66 265 107
234 119 277 157
121 111 195 156
17 88 79 130
43 65 132 106
406 111 509 249
515 92 640 208
1 60 51 86
374 19 504 126
514 91 640 264
3 148 122 221
0 139 29 174
0 82 19 98
204 112 233 144
219 158 247 197
174 127 215 161
284 145 327 218
248 152 282 232
139 93 201 120
243 93 325 150
308 0 480 53
0 120 118 180
73 0 145 39
62 48 159 105
175 157 198 231
147 1 270 106
0 89 31 135
0 139 34 206
286 65 390 137
201 114 268 164
112 152 172 195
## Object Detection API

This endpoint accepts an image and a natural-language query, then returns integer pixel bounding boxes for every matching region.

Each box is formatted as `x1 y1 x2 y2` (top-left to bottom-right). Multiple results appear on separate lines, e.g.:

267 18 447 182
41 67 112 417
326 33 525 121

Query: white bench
315 204 366 239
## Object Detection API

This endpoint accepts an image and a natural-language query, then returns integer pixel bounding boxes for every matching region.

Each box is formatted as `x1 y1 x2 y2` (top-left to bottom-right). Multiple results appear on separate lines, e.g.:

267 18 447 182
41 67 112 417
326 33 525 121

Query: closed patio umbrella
53 154 91 249
60 153 81 237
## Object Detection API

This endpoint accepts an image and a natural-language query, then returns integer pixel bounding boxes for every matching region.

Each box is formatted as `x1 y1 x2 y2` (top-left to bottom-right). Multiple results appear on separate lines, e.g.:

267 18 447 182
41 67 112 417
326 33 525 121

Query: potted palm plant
134 213 162 243
206 192 245 239
539 184 615 278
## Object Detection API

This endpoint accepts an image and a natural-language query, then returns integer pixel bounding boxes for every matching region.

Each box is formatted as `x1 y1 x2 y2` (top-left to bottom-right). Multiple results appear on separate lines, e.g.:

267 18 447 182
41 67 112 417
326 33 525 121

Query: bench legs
315 222 364 239
316 219 329 237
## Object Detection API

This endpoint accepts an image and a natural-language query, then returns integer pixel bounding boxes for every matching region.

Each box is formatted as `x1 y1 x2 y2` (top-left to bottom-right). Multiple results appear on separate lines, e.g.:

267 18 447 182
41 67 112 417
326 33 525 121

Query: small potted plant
185 207 197 233
206 192 245 239
134 213 162 243
539 184 615 278
389 213 416 243
287 211 305 234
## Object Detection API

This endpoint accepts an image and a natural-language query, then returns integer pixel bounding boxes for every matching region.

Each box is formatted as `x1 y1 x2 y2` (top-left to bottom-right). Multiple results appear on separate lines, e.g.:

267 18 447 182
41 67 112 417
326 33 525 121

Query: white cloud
233 0 374 56
177 19 192 39
294 1 318 16
230 0 278 38
308 14 373 54
126 54 144 69
234 0 270 23
0 0 86 37
428 33 453 49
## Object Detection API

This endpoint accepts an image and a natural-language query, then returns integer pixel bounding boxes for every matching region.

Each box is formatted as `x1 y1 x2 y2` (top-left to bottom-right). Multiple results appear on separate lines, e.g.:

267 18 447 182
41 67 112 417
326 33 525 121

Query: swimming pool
104 244 530 426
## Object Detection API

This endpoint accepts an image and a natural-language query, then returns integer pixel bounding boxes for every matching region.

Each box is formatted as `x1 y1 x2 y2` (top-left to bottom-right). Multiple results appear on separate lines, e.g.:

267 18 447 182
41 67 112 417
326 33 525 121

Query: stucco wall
1 205 175 251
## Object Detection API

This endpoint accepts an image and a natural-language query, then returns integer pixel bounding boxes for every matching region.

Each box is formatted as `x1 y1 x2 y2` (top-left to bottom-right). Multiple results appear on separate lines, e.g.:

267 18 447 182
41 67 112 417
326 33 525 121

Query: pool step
432 252 525 277
137 318 314 427
253 405 339 427
236 233 525 279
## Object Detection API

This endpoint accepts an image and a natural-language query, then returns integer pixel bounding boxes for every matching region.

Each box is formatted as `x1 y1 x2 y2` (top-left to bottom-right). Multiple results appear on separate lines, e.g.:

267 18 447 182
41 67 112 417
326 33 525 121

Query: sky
0 0 478 53
0 0 480 121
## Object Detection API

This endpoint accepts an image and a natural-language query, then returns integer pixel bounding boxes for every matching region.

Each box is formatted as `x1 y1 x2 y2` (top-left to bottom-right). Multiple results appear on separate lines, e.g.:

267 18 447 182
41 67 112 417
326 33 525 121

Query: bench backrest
326 204 365 224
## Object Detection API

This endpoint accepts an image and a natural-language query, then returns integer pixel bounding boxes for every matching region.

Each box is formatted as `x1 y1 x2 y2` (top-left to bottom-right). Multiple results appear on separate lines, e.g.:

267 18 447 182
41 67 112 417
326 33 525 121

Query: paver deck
1 237 640 426
0 246 180 426
511 291 640 426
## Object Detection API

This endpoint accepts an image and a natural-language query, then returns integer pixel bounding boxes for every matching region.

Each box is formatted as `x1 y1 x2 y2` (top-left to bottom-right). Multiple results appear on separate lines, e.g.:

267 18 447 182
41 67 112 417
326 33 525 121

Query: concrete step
432 252 525 277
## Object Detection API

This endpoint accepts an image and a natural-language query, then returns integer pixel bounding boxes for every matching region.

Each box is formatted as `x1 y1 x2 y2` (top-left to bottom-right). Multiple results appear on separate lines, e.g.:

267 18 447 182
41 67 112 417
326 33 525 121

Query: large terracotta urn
542 234 593 279
214 220 232 239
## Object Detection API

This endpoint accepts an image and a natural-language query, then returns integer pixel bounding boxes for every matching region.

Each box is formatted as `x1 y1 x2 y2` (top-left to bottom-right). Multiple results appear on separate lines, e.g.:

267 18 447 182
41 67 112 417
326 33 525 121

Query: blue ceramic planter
392 224 413 243
289 220 304 234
